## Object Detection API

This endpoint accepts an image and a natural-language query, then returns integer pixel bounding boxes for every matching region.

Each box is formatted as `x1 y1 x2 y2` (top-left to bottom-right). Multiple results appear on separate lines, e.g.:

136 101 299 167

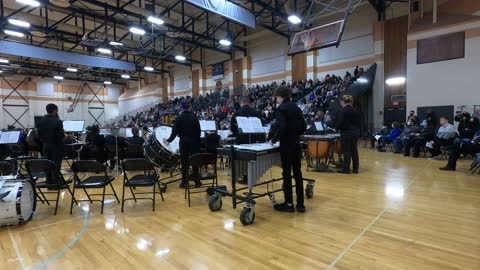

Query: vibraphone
303 133 341 172
208 143 315 226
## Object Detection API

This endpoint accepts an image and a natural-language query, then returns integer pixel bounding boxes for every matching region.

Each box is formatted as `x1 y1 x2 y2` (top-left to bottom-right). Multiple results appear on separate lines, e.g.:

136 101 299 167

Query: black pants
280 144 304 205
428 138 454 157
42 143 64 184
180 137 200 184
340 134 359 172
447 142 480 169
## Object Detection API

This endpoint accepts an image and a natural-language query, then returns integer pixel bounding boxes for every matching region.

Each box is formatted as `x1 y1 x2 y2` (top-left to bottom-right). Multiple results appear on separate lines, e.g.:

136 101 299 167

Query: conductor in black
270 86 307 213
37 103 65 175
335 95 361 174
163 101 201 188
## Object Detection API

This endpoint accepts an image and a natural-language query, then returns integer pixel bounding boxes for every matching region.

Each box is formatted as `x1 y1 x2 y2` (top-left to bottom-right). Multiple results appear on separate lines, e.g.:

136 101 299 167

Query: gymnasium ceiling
0 0 373 84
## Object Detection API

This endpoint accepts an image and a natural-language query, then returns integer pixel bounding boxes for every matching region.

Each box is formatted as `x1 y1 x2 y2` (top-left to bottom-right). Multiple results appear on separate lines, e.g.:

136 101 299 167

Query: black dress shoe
194 181 202 188
337 170 351 174
274 203 295 212
439 166 456 171
296 204 306 213
352 170 359 174
179 182 187 189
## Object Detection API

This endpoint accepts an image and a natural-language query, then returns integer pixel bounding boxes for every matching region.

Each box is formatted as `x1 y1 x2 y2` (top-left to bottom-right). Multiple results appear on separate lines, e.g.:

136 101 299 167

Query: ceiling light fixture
4 29 25 38
8 18 30 28
144 66 154 71
121 74 131 79
97 48 112 54
66 67 78 72
54 75 64 80
288 15 302 24
219 38 231 46
175 55 186 61
16 0 40 7
0 59 10 64
129 26 146 35
109 41 123 46
147 16 164 25
104 81 112 85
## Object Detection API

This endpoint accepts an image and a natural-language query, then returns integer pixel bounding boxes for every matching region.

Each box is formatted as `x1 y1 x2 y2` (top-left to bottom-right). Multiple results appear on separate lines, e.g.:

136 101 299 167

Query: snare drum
0 180 36 226
144 125 181 170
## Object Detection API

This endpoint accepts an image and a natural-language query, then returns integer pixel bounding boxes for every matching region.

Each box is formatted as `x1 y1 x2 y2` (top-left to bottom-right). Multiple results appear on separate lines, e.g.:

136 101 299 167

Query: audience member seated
81 125 107 164
128 127 145 145
393 118 420 153
427 116 456 159
440 129 480 171
378 122 403 152
370 125 391 149
404 119 436 157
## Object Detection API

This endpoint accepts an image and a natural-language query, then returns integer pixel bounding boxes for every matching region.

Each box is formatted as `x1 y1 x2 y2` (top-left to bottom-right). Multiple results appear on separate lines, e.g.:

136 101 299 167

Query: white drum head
154 125 180 155
20 181 35 221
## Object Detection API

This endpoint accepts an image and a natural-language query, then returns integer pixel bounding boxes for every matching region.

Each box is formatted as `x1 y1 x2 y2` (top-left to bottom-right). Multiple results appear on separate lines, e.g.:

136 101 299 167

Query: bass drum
0 180 36 226
144 125 181 171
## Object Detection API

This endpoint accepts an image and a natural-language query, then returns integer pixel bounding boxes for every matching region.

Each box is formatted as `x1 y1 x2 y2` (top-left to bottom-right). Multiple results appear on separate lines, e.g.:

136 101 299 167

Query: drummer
163 101 202 189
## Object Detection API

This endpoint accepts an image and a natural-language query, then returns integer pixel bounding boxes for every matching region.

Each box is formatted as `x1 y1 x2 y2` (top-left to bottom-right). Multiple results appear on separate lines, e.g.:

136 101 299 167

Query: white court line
11 215 84 234
326 177 419 270
8 227 27 270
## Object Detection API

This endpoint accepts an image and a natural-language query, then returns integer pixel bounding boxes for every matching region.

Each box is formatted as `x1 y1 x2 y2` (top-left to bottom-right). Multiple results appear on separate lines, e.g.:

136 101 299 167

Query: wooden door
232 59 243 95
292 52 307 82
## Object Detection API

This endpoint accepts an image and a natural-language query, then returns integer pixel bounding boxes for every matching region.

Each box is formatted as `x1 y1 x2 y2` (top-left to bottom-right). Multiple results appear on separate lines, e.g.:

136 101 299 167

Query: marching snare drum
144 125 181 170
0 180 36 226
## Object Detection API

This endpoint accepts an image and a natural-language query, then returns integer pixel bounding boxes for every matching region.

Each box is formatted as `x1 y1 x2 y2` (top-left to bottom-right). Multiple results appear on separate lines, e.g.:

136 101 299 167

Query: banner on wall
212 62 224 80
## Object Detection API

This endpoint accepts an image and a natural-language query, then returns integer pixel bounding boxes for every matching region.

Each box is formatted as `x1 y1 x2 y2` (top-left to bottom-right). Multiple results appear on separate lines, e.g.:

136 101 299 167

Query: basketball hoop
301 32 315 50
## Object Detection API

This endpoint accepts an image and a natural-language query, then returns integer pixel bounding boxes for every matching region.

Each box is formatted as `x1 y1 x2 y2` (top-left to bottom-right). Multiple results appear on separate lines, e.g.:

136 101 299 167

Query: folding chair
70 160 120 214
125 144 145 159
185 153 218 207
121 159 164 212
25 159 77 215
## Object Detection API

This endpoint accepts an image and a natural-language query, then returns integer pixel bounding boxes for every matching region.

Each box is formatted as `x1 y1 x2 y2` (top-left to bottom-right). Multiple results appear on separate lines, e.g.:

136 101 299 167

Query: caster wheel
239 207 255 226
306 184 314 199
208 194 222 212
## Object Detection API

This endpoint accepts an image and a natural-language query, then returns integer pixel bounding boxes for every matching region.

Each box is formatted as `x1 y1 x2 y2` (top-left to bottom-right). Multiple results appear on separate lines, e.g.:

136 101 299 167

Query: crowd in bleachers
370 110 480 172
112 66 368 132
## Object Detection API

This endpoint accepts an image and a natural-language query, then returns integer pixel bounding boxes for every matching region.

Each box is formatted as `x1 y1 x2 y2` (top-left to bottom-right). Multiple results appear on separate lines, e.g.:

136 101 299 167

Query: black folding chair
121 159 164 212
70 160 120 214
25 159 77 215
186 153 218 207
125 144 145 159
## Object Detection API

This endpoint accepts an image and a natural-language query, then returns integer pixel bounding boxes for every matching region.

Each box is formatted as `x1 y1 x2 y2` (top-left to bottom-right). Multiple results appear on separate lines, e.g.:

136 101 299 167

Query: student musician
334 95 361 174
163 101 201 189
270 86 307 213
37 103 65 176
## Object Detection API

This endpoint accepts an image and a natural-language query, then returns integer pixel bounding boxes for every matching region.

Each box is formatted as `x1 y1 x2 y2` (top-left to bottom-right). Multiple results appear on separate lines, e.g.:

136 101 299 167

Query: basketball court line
11 215 84 234
8 227 27 270
325 165 422 270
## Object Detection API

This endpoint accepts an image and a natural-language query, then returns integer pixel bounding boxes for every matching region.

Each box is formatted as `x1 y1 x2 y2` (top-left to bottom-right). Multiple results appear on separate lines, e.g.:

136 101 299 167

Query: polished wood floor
1 148 480 270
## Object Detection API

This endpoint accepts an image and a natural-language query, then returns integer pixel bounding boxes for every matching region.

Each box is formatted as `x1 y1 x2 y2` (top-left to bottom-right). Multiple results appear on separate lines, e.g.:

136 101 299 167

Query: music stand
108 127 122 176
235 117 264 144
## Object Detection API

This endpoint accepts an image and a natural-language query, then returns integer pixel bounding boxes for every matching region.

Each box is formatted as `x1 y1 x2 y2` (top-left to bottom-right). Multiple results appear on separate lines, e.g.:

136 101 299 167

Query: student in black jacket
270 86 307 213
164 101 201 188
334 95 361 174
230 96 263 144
37 103 65 175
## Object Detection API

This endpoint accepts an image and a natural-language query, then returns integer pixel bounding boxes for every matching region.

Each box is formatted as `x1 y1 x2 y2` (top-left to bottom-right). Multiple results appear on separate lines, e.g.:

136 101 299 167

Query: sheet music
314 122 324 131
8 131 21 143
63 120 85 132
236 117 264 134
263 126 270 133
200 120 217 131
218 130 231 140
125 128 133 137
0 132 8 144
374 135 382 141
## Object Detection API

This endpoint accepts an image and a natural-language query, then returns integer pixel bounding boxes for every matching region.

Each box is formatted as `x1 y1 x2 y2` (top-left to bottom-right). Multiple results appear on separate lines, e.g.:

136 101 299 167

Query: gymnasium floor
1 148 479 270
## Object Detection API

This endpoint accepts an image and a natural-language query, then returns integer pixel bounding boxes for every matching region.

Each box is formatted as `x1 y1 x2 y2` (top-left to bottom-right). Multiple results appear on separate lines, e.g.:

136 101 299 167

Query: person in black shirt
231 96 262 144
128 127 145 145
334 95 361 174
164 101 201 188
270 86 307 213
37 103 65 176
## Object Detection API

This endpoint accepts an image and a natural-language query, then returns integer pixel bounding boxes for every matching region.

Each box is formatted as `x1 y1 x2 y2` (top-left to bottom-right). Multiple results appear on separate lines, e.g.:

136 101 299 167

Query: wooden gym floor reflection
1 148 479 270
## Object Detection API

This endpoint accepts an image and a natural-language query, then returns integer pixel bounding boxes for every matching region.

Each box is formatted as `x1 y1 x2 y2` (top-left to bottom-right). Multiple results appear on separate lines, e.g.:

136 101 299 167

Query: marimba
303 134 341 172
208 143 315 226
